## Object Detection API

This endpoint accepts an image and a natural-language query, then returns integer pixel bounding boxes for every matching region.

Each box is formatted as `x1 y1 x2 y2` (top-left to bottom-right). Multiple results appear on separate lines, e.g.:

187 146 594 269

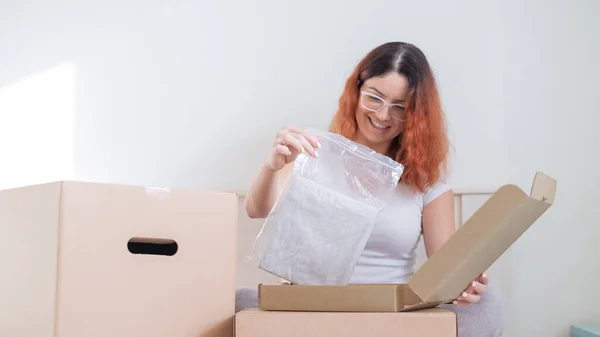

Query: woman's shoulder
394 178 452 206
423 179 453 206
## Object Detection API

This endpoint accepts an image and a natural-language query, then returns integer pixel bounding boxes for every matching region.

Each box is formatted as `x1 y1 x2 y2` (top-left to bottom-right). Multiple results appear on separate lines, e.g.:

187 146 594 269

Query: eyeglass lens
362 93 405 119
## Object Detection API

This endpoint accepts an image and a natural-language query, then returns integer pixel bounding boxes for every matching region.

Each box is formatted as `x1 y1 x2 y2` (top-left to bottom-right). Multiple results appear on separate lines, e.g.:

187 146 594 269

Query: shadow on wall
0 62 76 190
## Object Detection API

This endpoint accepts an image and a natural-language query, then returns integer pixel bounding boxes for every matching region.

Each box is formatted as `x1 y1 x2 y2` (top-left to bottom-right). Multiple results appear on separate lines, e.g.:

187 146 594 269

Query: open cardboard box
257 171 557 312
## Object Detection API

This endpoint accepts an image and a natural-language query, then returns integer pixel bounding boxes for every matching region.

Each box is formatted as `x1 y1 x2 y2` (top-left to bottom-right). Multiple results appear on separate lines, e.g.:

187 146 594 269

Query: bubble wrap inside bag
259 176 380 285
254 128 404 285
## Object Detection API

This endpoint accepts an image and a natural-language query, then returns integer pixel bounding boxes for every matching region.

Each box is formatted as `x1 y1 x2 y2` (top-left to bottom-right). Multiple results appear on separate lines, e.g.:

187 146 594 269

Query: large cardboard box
0 181 237 337
258 171 557 312
235 308 457 337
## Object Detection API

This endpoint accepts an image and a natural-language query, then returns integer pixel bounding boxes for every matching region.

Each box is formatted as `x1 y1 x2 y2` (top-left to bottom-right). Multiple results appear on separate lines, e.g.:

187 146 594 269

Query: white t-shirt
349 180 452 284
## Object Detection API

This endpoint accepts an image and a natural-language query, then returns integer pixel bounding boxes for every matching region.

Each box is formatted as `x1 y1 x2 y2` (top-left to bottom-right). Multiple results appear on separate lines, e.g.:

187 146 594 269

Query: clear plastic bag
251 128 404 285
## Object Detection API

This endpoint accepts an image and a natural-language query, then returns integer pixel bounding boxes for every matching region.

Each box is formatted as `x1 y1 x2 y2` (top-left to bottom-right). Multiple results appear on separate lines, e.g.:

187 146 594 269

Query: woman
238 42 506 337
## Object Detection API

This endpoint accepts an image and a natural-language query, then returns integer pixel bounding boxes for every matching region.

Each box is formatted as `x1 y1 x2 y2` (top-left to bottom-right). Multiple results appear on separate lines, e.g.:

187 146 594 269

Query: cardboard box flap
398 300 446 312
530 171 557 203
407 172 556 304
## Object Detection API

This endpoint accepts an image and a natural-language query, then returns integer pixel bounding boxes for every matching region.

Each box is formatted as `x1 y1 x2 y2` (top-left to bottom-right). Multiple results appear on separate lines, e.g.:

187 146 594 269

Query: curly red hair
329 42 449 193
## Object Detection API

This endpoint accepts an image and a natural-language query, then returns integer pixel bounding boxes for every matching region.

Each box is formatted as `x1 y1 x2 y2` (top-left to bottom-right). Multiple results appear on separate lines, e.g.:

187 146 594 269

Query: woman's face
355 72 410 153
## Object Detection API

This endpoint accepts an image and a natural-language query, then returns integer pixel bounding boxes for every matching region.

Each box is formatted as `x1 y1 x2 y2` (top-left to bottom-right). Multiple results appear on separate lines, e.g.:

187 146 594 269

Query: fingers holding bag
266 126 321 171
277 125 321 157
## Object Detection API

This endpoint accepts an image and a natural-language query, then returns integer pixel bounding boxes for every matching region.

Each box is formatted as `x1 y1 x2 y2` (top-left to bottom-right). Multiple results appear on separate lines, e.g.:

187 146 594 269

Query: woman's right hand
265 126 321 171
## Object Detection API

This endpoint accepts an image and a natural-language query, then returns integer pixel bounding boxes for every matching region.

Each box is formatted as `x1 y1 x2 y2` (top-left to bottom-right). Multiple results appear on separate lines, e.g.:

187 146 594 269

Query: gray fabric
235 286 260 314
235 283 506 337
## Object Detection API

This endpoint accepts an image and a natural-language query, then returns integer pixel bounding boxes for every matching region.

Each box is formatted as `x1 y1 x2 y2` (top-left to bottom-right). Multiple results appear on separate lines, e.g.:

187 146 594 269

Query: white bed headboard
452 188 497 227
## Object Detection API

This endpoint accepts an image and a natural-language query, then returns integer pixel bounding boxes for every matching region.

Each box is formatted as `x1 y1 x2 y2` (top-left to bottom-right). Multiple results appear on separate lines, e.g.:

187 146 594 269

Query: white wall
0 0 509 192
498 1 600 336
1 1 599 336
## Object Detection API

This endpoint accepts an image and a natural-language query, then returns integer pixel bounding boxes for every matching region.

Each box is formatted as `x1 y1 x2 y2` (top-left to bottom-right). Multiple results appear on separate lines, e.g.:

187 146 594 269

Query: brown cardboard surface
258 171 556 312
235 308 457 337
258 284 422 312
0 181 237 337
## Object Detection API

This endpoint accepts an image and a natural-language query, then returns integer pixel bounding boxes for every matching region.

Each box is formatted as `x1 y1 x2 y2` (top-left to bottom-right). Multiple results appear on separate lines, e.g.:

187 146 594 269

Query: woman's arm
244 126 320 219
422 189 456 257
244 163 292 219
422 189 488 305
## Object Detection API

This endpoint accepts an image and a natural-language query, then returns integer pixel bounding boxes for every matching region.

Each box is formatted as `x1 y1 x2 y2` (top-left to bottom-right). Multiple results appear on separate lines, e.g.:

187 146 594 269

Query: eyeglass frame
359 90 407 121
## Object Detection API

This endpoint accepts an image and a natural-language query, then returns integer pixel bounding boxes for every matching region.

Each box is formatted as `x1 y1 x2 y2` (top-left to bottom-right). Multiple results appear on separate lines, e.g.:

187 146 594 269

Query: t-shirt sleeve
423 180 453 206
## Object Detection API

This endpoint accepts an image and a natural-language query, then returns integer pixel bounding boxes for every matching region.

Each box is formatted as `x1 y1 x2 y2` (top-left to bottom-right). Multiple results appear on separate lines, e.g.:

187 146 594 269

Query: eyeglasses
360 90 406 121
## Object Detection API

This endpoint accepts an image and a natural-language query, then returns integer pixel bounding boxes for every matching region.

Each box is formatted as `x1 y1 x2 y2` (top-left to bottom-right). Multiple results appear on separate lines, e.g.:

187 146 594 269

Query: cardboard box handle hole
127 237 178 256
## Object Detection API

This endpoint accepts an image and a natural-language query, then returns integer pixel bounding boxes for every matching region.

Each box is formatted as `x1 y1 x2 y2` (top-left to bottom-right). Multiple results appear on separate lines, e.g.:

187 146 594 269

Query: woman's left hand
453 271 488 306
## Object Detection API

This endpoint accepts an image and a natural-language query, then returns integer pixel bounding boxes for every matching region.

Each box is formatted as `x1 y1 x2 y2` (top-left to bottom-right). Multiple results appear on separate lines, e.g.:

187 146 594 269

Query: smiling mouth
368 116 390 131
